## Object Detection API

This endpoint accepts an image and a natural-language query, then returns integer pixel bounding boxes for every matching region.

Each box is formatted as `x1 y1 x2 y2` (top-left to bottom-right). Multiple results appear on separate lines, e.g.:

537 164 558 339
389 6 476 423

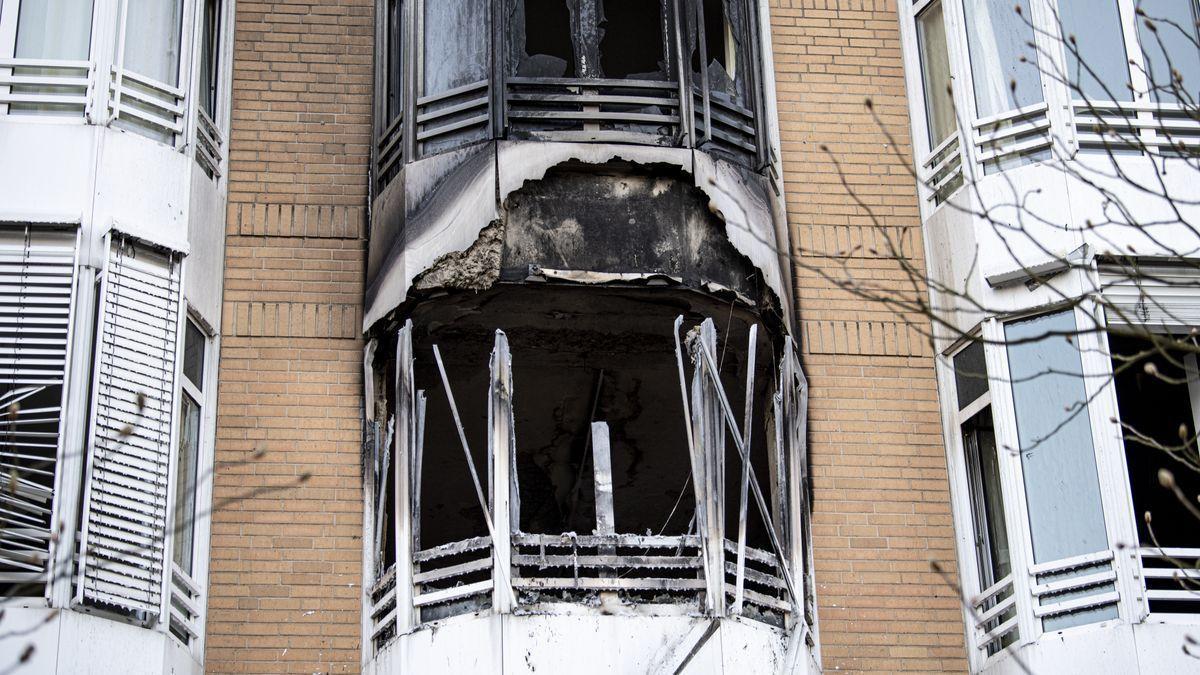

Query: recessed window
198 0 222 116
599 0 667 79
519 0 575 77
1110 333 1200 614
953 342 1017 653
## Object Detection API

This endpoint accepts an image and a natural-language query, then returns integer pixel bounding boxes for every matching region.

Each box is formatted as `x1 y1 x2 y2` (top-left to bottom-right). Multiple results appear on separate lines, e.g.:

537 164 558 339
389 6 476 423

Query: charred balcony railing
364 317 816 652
372 0 771 192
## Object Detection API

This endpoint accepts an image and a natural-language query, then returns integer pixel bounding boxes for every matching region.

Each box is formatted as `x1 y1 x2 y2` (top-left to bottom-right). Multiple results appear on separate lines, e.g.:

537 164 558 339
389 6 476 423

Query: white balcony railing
971 573 1018 656
109 67 186 145
168 563 203 646
195 106 224 178
922 130 964 205
0 58 94 116
1138 547 1200 613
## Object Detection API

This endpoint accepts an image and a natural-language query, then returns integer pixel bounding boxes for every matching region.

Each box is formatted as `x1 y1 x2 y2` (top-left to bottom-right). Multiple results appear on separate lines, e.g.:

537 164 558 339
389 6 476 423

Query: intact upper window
916 0 956 149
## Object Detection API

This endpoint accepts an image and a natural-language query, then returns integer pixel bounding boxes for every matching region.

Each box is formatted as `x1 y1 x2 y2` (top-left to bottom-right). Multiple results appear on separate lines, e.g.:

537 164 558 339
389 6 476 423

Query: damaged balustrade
362 313 816 650
372 0 769 190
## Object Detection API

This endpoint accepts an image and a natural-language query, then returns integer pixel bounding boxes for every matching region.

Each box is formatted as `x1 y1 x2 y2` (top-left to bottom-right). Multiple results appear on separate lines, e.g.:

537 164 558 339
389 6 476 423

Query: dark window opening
386 0 403 121
693 0 738 94
1111 334 1200 614
401 286 784 611
198 0 221 116
599 0 667 79
519 0 575 78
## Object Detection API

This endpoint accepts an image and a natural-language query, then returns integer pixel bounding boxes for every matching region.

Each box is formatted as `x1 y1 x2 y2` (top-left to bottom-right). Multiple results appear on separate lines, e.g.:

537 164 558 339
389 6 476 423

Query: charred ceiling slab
365 140 794 332
501 161 764 303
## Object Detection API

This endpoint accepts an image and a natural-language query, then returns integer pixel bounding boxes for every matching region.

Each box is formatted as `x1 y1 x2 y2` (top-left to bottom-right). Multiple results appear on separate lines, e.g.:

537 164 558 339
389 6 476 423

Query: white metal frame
938 296 1180 670
0 0 235 166
166 310 215 656
900 0 1200 218
75 231 188 634
186 0 234 181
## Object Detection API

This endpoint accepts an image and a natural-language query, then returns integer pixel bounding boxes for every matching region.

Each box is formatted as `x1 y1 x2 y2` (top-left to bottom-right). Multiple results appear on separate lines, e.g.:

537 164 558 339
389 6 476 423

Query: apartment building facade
0 0 1195 674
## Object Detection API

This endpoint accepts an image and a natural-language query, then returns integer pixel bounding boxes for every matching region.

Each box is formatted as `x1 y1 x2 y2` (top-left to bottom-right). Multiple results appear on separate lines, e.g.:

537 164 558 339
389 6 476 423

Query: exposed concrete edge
363 140 795 333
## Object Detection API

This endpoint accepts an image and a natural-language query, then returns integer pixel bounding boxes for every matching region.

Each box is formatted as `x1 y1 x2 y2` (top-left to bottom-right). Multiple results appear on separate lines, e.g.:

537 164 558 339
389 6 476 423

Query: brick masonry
205 1 373 672
768 0 968 671
205 0 966 672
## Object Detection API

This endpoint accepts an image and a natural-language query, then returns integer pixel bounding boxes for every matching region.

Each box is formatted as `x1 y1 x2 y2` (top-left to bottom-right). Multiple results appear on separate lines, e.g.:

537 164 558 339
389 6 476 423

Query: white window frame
187 0 232 180
166 309 214 654
0 223 83 608
1100 305 1200 622
0 0 102 121
899 0 970 210
941 301 1147 670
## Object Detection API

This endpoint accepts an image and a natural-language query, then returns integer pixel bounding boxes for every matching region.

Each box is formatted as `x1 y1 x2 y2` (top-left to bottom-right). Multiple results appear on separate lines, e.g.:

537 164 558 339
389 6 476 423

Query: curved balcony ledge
977 618 1199 675
365 611 818 675
364 138 793 334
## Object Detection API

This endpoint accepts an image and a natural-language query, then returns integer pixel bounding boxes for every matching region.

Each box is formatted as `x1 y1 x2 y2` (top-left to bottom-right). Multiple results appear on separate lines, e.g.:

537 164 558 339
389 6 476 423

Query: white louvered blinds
78 234 184 619
0 225 78 590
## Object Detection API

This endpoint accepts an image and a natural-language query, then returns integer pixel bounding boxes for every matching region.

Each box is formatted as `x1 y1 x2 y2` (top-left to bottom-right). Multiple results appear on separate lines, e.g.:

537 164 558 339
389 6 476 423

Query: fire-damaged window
688 0 762 160
373 0 768 181
510 0 671 80
363 290 815 649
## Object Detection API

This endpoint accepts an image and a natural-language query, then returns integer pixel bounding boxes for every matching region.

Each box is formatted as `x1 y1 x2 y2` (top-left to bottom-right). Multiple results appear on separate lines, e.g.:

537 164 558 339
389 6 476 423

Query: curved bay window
363 293 815 650
371 0 770 190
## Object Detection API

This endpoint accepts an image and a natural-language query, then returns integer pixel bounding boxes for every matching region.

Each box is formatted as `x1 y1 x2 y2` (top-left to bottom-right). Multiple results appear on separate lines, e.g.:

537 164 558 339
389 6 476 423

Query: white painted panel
0 607 60 673
183 164 225 326
0 123 95 224
92 128 191 254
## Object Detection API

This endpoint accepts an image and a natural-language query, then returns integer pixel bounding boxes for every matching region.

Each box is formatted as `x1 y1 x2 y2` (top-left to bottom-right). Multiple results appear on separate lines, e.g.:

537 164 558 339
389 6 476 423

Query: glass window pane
962 0 1044 118
172 393 201 574
423 0 489 95
122 0 185 85
183 320 205 390
917 2 958 147
199 0 220 115
963 407 1011 584
1005 311 1109 563
15 0 94 60
1137 0 1200 104
1059 0 1132 101
954 340 989 409
1007 311 1117 630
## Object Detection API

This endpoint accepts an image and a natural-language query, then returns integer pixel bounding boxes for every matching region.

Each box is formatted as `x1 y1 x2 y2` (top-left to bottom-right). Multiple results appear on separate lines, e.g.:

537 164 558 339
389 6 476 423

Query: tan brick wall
768 0 968 671
206 0 373 672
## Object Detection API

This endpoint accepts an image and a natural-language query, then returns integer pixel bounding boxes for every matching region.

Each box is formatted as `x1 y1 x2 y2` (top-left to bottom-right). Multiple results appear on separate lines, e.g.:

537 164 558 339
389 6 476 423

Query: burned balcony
363 289 816 650
373 0 770 191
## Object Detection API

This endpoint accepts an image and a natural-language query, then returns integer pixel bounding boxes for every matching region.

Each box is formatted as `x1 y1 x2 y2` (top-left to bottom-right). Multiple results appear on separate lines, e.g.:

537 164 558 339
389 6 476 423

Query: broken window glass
599 0 669 79
516 0 575 78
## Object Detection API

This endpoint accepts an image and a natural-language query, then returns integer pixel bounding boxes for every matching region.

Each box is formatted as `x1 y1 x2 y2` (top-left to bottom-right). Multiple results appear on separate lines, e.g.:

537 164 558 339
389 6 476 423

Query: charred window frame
362 314 814 650
371 0 772 187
